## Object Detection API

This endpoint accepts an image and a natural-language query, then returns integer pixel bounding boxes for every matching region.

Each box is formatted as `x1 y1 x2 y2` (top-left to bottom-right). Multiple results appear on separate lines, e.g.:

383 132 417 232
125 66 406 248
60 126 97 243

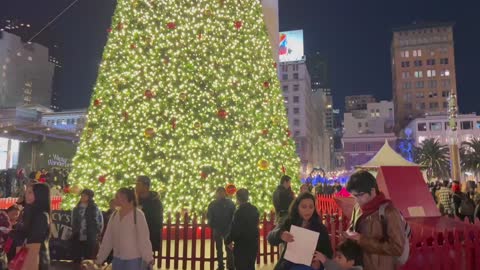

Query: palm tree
461 138 480 178
414 138 450 180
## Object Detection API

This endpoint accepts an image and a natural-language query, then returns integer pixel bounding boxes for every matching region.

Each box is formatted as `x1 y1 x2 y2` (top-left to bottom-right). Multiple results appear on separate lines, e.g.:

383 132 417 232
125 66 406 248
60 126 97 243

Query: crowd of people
0 169 467 270
429 180 480 223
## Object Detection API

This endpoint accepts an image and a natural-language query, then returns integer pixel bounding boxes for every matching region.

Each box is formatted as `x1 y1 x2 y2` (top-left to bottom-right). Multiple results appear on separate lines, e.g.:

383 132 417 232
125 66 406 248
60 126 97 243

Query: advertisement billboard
279 30 304 62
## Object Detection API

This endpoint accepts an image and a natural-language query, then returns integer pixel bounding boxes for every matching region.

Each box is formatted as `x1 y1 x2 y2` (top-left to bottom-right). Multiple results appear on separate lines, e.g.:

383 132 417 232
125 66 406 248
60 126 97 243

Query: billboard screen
279 30 304 62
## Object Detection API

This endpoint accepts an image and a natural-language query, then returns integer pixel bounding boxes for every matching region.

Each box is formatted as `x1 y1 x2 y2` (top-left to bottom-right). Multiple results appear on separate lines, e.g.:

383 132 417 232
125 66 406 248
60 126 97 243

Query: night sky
2 0 480 113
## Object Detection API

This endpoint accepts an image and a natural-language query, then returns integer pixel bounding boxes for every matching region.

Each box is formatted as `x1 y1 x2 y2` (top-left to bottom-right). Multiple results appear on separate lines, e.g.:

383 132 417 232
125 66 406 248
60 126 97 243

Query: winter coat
225 203 259 249
138 191 163 251
207 198 235 234
273 185 294 216
323 259 363 270
268 217 333 270
350 203 405 270
72 202 103 244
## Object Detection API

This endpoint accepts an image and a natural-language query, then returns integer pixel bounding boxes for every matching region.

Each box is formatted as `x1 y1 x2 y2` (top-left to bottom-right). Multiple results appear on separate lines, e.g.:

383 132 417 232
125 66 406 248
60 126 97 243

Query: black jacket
139 191 164 251
225 203 259 248
72 202 101 243
207 198 236 234
273 185 294 215
268 217 333 270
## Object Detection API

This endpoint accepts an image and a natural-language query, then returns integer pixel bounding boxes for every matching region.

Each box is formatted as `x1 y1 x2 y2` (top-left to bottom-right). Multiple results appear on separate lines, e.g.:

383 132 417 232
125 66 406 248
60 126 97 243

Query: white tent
357 140 421 169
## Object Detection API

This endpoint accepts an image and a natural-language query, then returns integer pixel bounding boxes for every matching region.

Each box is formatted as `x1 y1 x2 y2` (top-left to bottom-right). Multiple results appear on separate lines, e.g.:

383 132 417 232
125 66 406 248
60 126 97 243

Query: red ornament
198 33 202 40
217 109 228 119
130 44 137 49
200 172 208 179
234 20 243 30
63 185 71 194
171 118 177 129
286 129 292 137
225 184 237 196
281 165 286 175
167 22 176 29
163 57 170 64
262 129 269 136
99 175 107 184
38 178 46 183
116 23 124 30
273 62 277 69
94 99 101 107
263 81 270 88
144 89 154 99
106 27 112 33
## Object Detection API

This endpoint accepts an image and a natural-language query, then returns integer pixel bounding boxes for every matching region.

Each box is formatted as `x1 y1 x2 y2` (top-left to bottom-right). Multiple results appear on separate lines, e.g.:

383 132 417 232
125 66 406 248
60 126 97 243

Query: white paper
283 225 319 266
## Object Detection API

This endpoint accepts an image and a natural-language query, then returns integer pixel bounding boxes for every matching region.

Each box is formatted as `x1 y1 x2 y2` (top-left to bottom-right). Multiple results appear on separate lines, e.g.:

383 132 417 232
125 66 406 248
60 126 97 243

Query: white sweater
96 208 153 264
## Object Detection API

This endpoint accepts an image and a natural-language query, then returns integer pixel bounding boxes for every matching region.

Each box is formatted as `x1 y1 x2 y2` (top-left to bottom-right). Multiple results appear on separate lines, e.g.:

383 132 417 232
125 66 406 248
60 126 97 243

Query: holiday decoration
144 128 155 138
281 165 286 175
217 109 228 119
99 175 107 184
225 183 237 196
64 0 299 214
258 159 270 171
71 185 81 195
107 27 112 33
63 185 71 194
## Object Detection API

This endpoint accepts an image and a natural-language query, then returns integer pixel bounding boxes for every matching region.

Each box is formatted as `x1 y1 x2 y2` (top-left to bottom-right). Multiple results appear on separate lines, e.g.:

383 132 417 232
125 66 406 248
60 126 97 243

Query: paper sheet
408 206 426 217
283 225 319 266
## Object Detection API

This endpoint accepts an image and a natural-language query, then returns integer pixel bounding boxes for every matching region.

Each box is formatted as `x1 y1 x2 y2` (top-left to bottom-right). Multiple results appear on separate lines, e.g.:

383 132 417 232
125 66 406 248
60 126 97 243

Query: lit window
284 97 288 103
418 123 427 131
430 122 442 131
427 70 436 77
414 71 423 78
28 56 32 61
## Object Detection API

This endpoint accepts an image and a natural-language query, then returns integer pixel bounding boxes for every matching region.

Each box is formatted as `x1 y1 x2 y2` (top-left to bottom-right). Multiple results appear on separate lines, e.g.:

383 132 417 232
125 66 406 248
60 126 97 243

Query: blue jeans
112 257 147 270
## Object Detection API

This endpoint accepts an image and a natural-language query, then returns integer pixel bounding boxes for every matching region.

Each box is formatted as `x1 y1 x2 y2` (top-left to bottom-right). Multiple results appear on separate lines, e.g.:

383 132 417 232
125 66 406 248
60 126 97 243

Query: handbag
8 246 28 270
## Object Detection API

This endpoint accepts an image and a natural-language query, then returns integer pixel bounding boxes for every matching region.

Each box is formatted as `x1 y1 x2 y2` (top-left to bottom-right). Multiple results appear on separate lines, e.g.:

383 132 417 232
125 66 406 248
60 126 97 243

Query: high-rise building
280 60 331 174
261 0 279 61
342 100 396 170
0 31 54 108
345 95 376 112
391 22 457 131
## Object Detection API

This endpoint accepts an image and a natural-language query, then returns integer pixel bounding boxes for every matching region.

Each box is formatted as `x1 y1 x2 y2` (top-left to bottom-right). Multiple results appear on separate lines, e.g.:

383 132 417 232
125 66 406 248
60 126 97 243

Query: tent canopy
357 140 421 169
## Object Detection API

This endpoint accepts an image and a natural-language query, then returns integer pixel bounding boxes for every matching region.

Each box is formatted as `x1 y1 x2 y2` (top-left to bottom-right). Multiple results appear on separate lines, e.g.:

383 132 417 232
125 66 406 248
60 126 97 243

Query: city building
391 22 457 131
0 31 55 108
342 100 396 170
405 114 480 146
345 95 376 112
280 59 331 174
261 0 279 61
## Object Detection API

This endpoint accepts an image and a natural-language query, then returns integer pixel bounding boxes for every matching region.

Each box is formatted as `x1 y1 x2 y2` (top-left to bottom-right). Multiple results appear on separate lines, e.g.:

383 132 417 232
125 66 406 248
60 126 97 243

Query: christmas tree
63 0 299 214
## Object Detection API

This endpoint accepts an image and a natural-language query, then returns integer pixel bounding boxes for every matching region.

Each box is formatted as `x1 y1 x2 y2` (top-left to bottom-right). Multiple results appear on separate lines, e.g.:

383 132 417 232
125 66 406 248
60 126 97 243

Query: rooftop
392 21 455 32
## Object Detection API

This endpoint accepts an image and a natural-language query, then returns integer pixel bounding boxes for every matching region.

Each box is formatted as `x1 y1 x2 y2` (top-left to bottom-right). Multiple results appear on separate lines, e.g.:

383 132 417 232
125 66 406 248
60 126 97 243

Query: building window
440 69 450 77
441 79 451 88
294 130 300 137
416 92 424 98
414 60 422 67
440 58 449 65
367 144 372 151
461 121 473 130
282 74 288 80
414 71 423 78
442 90 449 97
430 122 442 131
293 107 300 114
281 65 288 72
418 123 427 131
292 64 299 71
404 93 412 101
428 80 438 88
427 59 436 65
293 96 299 103
427 70 436 77
282 85 288 92
293 84 299 91
402 82 412 89
365 122 369 128
420 102 426 109
415 81 424 88
358 122 362 128
293 119 300 126
401 61 410 68
352 144 357 152
401 72 410 79
412 49 422 57
429 102 439 109
293 73 299 80
400 51 410 58
428 91 438 98
476 121 480 129
284 97 288 103
405 103 413 109
443 101 448 108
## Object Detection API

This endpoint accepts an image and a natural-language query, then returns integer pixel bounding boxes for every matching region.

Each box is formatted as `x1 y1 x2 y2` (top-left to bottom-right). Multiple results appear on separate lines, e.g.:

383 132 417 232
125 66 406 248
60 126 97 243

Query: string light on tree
63 0 299 214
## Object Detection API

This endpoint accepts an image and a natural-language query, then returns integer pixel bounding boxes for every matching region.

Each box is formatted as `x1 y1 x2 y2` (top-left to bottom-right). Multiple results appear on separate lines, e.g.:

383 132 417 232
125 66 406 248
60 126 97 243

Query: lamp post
447 93 462 183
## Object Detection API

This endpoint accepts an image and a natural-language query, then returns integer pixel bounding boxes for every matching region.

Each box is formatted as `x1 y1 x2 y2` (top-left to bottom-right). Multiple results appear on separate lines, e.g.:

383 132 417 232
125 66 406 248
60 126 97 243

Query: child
313 239 363 270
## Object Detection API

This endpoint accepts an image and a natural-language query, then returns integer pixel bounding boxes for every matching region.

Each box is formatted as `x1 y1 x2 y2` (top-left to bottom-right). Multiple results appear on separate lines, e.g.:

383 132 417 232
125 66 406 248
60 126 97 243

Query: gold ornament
258 159 269 170
144 128 156 138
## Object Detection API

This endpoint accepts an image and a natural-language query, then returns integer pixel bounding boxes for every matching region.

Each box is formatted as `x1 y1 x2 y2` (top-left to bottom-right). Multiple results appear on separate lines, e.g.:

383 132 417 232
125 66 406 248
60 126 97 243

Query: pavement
50 261 275 270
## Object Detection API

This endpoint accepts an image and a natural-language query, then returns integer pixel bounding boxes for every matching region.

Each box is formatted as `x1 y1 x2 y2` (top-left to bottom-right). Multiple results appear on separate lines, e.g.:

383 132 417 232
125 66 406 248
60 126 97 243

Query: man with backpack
344 170 408 270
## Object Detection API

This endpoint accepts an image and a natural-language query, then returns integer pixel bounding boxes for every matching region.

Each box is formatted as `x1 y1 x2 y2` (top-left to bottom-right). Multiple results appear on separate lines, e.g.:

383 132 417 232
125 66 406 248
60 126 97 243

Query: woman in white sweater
95 187 154 269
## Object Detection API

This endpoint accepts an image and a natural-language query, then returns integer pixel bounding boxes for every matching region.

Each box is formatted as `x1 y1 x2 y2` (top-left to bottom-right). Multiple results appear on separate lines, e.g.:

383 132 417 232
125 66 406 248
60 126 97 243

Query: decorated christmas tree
63 0 299 214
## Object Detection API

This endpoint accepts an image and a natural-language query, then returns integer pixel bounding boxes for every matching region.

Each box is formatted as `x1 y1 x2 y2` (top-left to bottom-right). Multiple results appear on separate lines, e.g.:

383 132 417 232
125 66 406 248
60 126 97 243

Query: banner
49 210 74 260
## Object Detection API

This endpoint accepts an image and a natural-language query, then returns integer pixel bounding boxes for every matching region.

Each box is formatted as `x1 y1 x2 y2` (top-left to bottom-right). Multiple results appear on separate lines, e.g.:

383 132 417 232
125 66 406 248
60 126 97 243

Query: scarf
359 192 391 218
